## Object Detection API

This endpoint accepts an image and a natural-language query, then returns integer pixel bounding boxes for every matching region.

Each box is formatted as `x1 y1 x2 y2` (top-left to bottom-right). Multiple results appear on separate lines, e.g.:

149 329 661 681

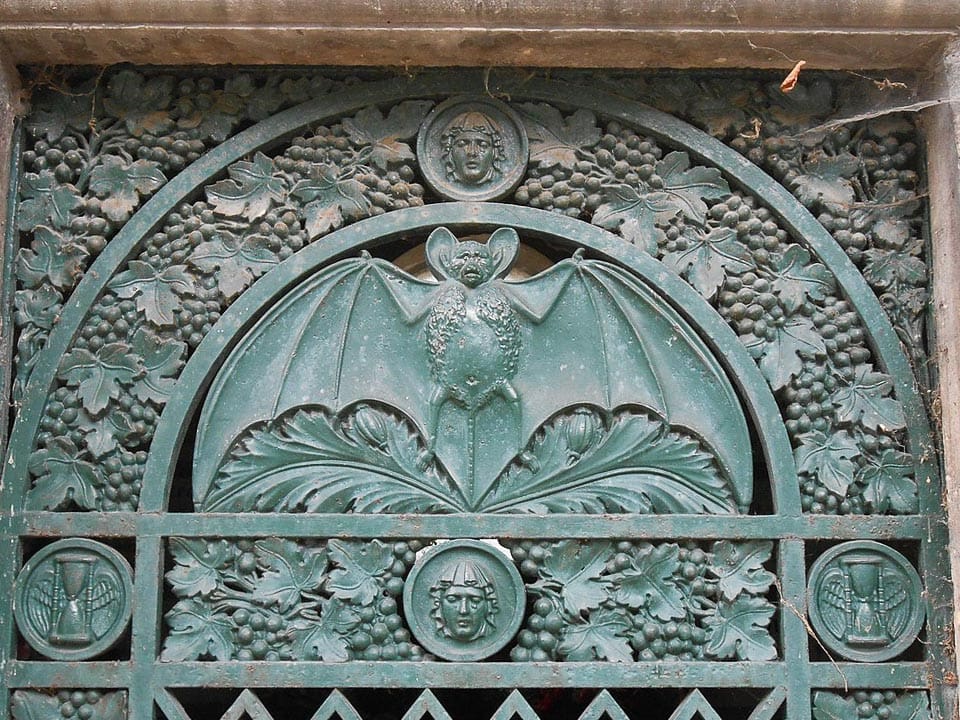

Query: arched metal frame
0 73 947 720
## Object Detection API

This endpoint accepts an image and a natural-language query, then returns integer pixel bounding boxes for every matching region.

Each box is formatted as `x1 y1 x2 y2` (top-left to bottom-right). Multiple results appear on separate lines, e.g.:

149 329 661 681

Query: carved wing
26 579 55 637
500 257 752 508
882 576 913 640
194 255 441 503
817 569 848 640
90 577 120 612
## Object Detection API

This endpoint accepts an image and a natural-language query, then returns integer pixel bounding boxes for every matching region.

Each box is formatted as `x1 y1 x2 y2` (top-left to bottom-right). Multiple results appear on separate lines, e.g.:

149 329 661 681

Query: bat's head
448 241 494 288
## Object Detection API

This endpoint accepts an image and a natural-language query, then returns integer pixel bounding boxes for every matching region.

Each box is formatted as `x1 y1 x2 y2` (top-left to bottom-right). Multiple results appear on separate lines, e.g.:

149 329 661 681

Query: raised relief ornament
195 226 753 514
417 97 528 201
14 539 134 660
403 540 525 661
807 541 924 662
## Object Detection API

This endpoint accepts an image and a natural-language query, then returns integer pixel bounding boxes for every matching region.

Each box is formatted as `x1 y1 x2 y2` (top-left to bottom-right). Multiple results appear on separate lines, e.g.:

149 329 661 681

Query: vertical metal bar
780 539 811 720
0 116 23 720
130 535 164 719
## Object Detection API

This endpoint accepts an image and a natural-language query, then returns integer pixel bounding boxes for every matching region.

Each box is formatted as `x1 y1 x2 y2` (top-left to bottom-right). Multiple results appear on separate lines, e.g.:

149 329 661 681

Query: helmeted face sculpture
441 111 503 186
430 560 498 642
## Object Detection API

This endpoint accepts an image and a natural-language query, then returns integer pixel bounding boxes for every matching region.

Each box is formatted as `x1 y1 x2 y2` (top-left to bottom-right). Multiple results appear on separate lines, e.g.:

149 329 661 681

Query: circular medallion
416 96 528 202
14 539 134 660
807 541 923 662
403 540 525 661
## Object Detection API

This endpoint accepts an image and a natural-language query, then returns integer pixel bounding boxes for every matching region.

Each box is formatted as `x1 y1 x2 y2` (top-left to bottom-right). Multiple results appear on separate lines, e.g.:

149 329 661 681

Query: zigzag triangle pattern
489 690 543 720
667 690 724 720
219 690 275 720
401 690 456 720
309 690 365 720
577 690 631 720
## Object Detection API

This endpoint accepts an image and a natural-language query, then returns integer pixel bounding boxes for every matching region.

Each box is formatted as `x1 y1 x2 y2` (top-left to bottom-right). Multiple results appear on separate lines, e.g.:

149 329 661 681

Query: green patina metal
0 67 952 720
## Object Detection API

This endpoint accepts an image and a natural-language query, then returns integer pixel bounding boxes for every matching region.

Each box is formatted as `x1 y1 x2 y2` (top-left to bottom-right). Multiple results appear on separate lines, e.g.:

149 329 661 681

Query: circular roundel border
403 540 526 661
143 202 795 513
13 538 134 660
2 74 935 514
807 540 924 662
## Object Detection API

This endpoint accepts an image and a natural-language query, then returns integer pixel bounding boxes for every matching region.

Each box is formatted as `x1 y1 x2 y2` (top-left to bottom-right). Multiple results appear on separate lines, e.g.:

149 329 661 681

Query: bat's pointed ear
487 227 520 278
425 227 458 280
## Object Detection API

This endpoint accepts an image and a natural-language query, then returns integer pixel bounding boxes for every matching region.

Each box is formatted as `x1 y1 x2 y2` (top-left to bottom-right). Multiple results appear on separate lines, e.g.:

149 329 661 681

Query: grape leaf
14 286 62 330
89 156 167 222
812 692 859 720
109 260 195 327
557 607 633 662
655 151 731 224
793 430 859 496
516 104 601 170
24 87 90 142
161 598 234 661
859 449 918 514
342 101 433 169
26 437 100 510
885 692 930 720
16 225 88 290
58 343 143 415
291 165 371 238
702 595 776 661
188 232 279 300
539 540 611 616
291 597 361 662
207 152 287 220
769 245 835 314
130 327 187 404
11 691 61 720
84 409 136 458
790 152 859 208
593 152 729 244
863 249 926 289
102 69 175 135
741 316 826 390
94 692 128 720
832 364 906 431
708 540 775 601
609 543 685 620
660 225 754 300
17 172 82 230
326 539 393 607
252 538 328 611
166 538 233 598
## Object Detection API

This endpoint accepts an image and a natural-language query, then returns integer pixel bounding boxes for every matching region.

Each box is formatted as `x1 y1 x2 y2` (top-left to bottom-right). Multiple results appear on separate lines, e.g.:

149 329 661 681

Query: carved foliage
15 76 921 515
507 539 777 662
203 404 734 514
812 691 929 720
162 537 425 662
10 690 126 720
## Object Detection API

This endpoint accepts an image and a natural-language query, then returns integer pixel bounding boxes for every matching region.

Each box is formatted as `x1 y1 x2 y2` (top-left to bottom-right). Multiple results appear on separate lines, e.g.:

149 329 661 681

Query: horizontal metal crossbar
11 512 929 539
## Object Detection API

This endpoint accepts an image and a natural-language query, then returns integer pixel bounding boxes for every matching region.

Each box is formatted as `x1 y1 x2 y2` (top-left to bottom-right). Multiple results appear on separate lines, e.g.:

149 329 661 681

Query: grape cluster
54 690 104 720
627 542 712 661
140 202 216 269
851 690 901 720
717 269 799 342
514 122 663 219
233 606 292 661
348 540 426 661
254 210 307 260
174 297 223 349
511 596 562 661
102 449 148 511
857 134 917 188
37 386 86 449
124 130 205 175
279 127 425 215
23 136 86 185
506 540 553 581
74 293 135 352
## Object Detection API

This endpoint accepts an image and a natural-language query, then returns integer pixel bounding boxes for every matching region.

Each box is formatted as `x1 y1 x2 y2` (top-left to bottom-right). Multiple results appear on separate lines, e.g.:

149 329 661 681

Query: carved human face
440 584 489 641
449 243 493 288
450 130 496 185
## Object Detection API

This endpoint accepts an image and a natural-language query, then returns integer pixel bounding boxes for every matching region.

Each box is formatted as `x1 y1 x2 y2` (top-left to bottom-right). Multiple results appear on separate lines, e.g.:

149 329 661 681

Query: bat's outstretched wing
194 255 440 503
500 257 753 508
817 569 848 640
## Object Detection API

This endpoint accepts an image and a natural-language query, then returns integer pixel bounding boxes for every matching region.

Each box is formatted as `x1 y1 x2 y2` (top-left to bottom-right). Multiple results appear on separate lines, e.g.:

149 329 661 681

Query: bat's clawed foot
416 448 436 471
518 450 540 473
572 248 586 262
